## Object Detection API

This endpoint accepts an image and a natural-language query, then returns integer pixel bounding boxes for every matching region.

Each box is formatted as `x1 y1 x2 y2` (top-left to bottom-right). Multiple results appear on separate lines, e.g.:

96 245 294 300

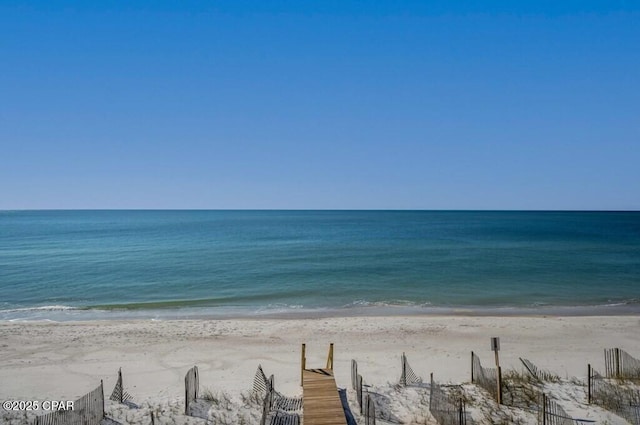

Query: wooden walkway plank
302 368 347 425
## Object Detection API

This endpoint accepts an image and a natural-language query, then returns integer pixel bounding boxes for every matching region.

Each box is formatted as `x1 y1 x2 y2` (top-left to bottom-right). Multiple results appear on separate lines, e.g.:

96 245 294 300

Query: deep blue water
1 210 639 320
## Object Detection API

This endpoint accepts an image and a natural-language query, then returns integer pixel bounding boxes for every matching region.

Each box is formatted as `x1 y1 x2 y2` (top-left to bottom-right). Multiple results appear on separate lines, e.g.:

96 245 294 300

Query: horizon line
2 208 639 212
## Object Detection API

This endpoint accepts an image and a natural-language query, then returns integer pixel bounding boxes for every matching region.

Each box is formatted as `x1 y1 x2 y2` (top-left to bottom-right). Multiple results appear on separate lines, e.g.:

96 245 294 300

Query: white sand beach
1 315 639 424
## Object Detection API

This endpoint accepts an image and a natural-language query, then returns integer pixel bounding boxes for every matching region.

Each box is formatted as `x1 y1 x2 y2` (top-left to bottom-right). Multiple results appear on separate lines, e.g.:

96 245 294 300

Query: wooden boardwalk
301 344 347 425
303 369 347 425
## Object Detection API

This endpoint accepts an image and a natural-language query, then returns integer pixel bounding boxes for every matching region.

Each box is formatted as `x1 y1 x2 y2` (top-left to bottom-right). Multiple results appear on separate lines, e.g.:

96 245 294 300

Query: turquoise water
0 210 639 320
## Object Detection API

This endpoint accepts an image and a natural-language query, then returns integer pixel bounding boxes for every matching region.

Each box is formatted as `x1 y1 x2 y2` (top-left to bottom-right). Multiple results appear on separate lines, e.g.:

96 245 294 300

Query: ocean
0 210 639 320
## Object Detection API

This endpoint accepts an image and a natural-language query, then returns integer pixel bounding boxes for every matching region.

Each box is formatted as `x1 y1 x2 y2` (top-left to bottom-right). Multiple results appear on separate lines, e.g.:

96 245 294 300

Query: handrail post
327 343 334 370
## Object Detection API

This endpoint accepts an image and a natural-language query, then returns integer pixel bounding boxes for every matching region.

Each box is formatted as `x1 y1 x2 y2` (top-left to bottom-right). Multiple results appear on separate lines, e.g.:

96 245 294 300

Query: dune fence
604 348 640 380
363 394 376 425
184 365 199 415
109 368 133 404
471 351 502 403
254 365 302 425
520 358 560 383
351 359 376 424
399 352 423 386
588 364 640 425
34 381 105 425
429 373 473 425
502 359 584 425
537 393 583 425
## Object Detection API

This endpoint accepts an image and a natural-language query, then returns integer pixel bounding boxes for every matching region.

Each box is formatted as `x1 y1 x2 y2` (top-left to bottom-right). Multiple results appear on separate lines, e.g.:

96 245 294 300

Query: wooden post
100 379 105 418
119 368 123 403
327 343 334 370
401 353 406 386
471 351 474 382
615 348 620 378
587 364 591 404
268 375 274 409
429 373 433 409
491 338 501 404
301 343 306 386
497 366 502 405
357 374 363 414
194 366 199 400
541 393 546 425
351 359 358 390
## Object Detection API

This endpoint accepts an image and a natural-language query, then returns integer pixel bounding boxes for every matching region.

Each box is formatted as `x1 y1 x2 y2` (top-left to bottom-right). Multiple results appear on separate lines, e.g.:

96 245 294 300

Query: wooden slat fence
501 359 582 424
260 374 275 425
109 368 133 404
605 348 640 379
34 381 105 425
538 393 579 425
363 393 376 425
399 353 422 386
184 365 199 416
255 365 301 425
262 377 301 425
254 365 302 413
588 364 640 425
429 373 472 425
471 351 501 402
351 359 375 424
520 358 560 382
254 365 269 395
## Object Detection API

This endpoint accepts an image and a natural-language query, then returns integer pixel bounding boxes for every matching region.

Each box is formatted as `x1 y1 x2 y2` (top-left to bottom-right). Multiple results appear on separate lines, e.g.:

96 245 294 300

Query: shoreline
0 304 640 323
3 302 640 322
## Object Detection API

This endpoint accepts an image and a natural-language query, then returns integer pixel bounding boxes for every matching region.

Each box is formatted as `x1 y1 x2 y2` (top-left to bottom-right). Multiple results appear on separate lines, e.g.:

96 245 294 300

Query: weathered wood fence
538 393 580 425
588 364 640 425
504 358 581 425
184 365 199 415
254 365 270 396
254 365 301 425
605 348 640 379
429 373 471 425
399 353 423 386
34 381 105 425
363 394 376 425
471 351 501 403
260 374 275 425
109 368 133 404
351 359 376 424
520 358 559 382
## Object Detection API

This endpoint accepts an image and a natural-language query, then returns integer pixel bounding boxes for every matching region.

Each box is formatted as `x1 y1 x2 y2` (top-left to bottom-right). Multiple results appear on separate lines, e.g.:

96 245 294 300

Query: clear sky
1 1 638 210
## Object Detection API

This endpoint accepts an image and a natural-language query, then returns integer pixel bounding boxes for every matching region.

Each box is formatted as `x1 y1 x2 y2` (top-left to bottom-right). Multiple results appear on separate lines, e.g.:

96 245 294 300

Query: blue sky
1 1 638 209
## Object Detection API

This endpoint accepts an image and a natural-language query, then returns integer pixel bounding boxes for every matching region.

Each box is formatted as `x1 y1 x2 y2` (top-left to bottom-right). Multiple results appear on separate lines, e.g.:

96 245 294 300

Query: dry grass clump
1 410 34 425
